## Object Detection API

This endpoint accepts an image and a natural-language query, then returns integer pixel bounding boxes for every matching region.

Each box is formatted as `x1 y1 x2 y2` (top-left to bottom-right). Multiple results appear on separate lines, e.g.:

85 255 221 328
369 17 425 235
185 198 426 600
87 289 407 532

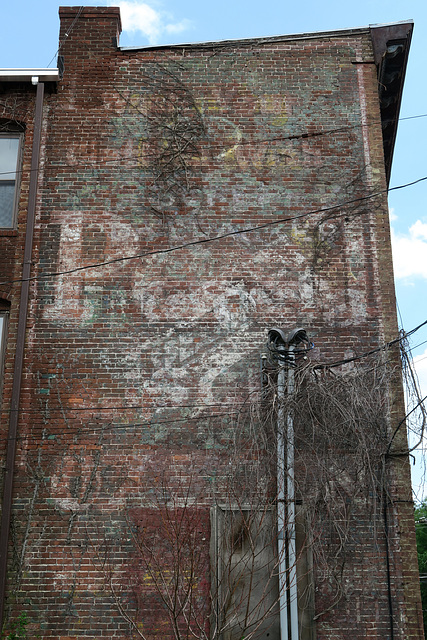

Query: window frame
212 504 281 640
211 503 316 640
0 133 23 229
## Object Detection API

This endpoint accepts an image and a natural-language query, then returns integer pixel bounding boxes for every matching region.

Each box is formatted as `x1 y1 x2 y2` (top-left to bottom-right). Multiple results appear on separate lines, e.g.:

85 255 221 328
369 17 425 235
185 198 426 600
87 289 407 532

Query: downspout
383 491 395 640
277 350 299 640
269 327 309 640
0 80 45 626
286 345 299 640
277 357 288 638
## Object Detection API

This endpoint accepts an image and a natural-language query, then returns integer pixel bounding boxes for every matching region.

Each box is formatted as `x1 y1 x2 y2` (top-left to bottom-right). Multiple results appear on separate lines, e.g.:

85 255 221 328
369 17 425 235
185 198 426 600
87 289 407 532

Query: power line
0 318 424 442
2 175 426 290
0 410 245 446
0 401 236 414
2 109 427 181
0 318 423 420
313 320 427 371
400 113 427 122
46 6 84 68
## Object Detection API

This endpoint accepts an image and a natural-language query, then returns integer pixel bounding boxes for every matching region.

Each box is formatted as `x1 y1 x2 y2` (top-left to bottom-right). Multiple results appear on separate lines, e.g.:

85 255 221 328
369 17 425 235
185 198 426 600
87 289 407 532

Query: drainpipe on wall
277 356 289 638
0 79 45 627
286 343 299 640
268 327 309 640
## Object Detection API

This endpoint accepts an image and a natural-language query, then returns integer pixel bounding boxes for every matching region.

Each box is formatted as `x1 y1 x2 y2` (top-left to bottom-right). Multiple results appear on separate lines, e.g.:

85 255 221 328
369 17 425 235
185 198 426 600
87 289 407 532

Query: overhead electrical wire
313 320 427 370
46 5 84 68
2 14 426 447
2 113 427 182
0 408 252 447
0 401 239 414
0 318 424 443
1 321 424 418
1 174 427 290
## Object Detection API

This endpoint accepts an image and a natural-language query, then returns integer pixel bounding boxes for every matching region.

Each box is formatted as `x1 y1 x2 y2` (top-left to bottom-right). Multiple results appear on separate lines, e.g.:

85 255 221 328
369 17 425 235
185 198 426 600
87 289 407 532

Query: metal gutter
0 81 45 627
0 69 59 83
370 21 413 183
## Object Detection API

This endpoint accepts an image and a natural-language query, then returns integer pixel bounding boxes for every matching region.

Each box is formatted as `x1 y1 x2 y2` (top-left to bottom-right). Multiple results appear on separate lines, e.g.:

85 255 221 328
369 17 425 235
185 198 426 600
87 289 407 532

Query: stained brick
0 7 422 640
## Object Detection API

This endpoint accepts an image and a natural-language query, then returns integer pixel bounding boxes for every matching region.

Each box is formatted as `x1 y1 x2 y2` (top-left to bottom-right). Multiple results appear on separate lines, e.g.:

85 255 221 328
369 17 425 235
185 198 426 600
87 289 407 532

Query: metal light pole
267 327 309 640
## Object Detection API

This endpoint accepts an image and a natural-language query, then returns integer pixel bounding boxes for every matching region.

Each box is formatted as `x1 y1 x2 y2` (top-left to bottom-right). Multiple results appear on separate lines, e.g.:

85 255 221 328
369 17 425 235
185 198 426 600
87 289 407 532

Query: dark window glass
0 137 20 227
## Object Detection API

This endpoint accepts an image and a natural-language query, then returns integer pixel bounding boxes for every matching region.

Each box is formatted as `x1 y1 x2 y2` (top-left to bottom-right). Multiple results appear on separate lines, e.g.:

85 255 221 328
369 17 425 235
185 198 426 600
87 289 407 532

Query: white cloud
391 220 427 280
389 207 397 222
164 20 192 35
411 220 427 241
413 349 427 399
108 1 192 44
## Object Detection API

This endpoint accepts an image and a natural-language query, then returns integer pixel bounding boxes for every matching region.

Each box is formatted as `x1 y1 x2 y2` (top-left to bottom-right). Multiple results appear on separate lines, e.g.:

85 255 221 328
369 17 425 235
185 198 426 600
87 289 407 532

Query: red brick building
0 7 423 639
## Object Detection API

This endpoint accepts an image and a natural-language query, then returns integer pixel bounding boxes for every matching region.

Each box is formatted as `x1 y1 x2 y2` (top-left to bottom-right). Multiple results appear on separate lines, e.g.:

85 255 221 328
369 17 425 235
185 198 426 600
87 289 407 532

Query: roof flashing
118 19 413 53
370 21 413 183
119 26 372 53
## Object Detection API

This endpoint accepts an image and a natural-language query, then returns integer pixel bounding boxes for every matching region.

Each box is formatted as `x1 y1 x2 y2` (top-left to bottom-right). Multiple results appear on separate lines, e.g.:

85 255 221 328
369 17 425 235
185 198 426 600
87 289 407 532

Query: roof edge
0 69 59 83
120 25 373 53
370 20 414 65
369 21 414 183
119 19 412 53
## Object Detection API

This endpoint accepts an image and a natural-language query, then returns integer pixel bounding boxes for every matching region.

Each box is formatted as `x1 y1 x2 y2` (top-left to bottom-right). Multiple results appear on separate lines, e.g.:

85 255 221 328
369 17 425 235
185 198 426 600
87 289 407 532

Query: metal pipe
269 327 308 639
0 81 45 626
286 344 299 640
277 360 288 638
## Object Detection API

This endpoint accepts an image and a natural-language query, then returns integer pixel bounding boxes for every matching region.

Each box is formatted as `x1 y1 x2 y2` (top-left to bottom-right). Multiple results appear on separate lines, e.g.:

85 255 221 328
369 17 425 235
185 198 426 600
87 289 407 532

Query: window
213 506 280 640
212 505 315 640
0 135 21 227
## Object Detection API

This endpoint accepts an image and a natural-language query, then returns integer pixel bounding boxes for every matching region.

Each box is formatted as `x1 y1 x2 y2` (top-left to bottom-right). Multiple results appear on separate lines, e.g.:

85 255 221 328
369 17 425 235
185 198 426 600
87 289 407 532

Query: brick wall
0 84 45 474
0 7 423 639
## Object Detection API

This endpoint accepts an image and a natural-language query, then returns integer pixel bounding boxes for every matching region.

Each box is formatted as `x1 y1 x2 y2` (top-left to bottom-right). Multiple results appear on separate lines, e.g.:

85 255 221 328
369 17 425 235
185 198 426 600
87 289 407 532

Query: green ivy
6 612 28 640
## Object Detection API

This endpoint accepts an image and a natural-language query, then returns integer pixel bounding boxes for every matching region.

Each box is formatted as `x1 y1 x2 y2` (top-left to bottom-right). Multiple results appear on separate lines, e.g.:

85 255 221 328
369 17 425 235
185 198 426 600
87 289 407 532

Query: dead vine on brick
132 65 206 223
88 351 404 640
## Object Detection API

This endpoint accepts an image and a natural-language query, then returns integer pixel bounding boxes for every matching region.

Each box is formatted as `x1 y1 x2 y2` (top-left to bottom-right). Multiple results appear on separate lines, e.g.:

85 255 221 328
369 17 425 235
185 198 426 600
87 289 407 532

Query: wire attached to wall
1 175 426 290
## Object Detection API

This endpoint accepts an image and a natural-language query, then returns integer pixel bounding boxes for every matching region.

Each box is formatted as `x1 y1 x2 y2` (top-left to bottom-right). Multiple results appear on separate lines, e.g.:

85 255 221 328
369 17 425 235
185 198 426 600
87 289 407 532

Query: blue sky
2 0 427 494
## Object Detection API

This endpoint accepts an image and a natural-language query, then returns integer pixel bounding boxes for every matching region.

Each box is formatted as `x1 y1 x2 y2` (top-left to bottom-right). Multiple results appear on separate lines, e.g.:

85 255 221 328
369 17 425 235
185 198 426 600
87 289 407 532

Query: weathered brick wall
0 7 422 639
0 85 46 471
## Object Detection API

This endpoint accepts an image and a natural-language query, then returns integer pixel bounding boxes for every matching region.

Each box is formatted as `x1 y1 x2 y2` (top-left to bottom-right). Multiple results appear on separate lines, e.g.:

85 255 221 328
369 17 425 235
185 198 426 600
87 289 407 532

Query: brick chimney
58 6 122 67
